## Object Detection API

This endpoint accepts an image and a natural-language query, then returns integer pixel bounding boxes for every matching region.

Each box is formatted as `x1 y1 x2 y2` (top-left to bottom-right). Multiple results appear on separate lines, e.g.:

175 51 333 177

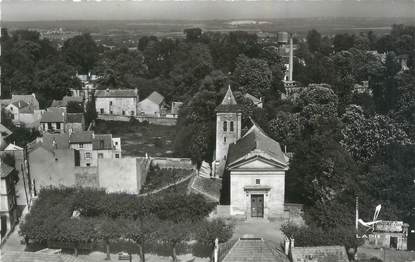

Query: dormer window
223 121 227 132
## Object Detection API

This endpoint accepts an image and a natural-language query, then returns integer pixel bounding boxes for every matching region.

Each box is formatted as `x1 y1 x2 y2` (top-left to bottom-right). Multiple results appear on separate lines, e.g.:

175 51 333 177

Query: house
167 101 183 118
0 163 18 241
69 131 121 167
137 91 166 117
289 246 349 262
26 131 139 195
0 124 12 149
71 73 98 103
28 133 97 193
219 237 289 262
364 221 409 250
10 94 39 110
65 113 85 133
244 93 263 108
95 88 139 116
5 94 43 128
40 107 66 133
2 143 32 207
40 108 85 134
214 87 289 219
50 96 84 110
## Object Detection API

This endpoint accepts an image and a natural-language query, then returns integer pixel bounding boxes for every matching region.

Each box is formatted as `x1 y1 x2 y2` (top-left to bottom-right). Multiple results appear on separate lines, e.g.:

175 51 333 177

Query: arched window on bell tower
223 121 227 132
230 121 234 132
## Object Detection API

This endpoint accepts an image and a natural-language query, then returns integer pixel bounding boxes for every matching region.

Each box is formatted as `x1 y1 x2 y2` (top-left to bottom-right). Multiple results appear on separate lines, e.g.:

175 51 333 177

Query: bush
193 218 234 257
281 222 362 249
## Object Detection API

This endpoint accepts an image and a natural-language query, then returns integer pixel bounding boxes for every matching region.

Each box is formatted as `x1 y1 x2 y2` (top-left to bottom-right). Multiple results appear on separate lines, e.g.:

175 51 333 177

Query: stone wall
97 115 177 126
151 157 194 170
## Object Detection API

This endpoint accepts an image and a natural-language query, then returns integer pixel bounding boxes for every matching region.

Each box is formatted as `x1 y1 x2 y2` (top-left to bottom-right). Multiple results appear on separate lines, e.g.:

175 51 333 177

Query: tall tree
62 33 98 74
306 29 322 53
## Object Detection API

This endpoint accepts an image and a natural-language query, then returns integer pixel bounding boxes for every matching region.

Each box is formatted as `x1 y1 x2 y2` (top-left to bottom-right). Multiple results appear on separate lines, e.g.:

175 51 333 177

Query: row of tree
20 187 232 261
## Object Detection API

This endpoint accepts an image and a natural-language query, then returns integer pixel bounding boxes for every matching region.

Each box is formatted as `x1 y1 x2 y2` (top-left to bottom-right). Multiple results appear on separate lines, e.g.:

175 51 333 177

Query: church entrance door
251 194 264 218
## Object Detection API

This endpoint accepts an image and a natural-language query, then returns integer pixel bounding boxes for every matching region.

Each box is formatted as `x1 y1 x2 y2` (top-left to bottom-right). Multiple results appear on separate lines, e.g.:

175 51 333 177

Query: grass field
94 120 177 157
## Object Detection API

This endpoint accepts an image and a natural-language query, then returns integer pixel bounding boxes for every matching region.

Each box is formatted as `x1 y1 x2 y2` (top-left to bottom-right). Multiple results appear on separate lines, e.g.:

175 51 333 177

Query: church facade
215 87 289 219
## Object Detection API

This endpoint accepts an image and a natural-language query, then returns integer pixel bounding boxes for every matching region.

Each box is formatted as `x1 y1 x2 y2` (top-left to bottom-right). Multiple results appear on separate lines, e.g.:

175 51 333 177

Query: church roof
216 86 242 113
227 120 287 167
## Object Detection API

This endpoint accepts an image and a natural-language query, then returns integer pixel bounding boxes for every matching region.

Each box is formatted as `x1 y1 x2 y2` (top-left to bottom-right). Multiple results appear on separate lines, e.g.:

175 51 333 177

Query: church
214 87 290 219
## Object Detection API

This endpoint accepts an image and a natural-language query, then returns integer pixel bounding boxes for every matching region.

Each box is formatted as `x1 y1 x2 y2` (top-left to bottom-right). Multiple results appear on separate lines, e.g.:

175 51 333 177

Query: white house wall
96 97 137 116
230 170 285 218
137 99 161 116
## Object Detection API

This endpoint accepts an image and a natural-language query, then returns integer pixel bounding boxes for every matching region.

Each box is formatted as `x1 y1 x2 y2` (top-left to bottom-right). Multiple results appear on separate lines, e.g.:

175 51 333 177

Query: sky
1 0 415 21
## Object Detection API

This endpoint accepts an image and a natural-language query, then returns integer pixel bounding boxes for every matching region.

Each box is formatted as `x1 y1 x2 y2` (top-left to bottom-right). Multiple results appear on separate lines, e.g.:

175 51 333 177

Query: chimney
213 238 219 262
290 237 295 250
284 237 290 255
289 35 293 82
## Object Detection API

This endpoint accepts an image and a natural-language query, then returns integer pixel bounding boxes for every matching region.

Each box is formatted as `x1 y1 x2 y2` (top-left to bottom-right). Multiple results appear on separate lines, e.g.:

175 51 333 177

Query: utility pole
289 33 293 82
355 196 359 238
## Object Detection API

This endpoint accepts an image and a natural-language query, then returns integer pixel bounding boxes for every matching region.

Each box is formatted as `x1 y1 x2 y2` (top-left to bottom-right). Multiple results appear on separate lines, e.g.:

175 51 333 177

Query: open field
93 120 177 157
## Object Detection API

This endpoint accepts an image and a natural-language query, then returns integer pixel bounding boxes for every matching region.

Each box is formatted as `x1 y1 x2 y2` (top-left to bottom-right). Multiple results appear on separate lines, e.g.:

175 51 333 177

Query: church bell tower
215 86 242 163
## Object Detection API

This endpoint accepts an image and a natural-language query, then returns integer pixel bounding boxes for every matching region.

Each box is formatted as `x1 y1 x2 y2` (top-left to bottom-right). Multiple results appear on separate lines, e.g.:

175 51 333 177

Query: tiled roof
0 123 12 136
4 143 23 151
10 100 36 114
216 86 242 113
42 133 70 150
66 113 84 123
11 94 39 109
146 91 164 105
50 100 65 108
95 89 137 98
191 175 221 202
63 96 83 103
227 121 287 166
41 108 66 123
290 246 349 262
69 131 94 144
245 93 261 104
12 100 29 109
222 238 287 262
51 96 83 108
1 163 15 178
92 134 113 150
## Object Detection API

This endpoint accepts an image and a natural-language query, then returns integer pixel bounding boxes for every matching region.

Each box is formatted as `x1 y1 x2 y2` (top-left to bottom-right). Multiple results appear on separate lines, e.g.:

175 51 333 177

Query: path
138 172 195 197
232 219 286 246
1 224 26 252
